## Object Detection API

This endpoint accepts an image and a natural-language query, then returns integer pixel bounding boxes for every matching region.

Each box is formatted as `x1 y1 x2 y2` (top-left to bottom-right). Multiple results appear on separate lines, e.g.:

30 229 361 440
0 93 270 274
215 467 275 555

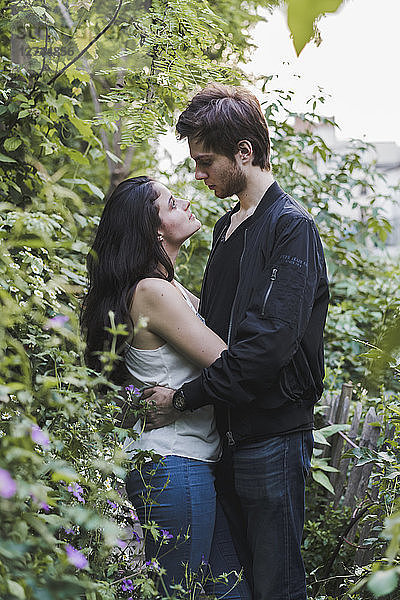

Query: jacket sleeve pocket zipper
261 268 278 317
226 430 235 446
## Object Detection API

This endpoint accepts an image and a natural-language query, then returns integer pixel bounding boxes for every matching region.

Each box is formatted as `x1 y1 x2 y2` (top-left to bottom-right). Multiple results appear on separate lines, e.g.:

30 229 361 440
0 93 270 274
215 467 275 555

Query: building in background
294 117 400 254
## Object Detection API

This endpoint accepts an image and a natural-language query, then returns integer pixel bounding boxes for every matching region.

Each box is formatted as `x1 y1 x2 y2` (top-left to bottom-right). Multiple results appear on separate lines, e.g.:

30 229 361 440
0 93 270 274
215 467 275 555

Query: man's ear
237 140 253 163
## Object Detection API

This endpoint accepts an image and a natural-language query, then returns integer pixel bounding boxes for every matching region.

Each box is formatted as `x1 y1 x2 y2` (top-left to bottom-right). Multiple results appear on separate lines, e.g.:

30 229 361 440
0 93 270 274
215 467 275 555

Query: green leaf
4 138 22 152
0 541 29 559
312 469 335 494
18 109 31 119
62 178 104 199
31 6 55 24
318 423 351 437
367 569 398 597
312 459 339 472
51 465 78 483
64 65 91 84
7 580 25 599
388 404 400 417
69 115 94 139
287 0 344 55
105 149 123 164
0 152 16 163
313 430 330 445
62 147 90 165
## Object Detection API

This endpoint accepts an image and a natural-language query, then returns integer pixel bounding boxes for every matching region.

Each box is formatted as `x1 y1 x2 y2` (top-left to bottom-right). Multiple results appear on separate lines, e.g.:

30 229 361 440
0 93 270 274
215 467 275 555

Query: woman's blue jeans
126 455 251 599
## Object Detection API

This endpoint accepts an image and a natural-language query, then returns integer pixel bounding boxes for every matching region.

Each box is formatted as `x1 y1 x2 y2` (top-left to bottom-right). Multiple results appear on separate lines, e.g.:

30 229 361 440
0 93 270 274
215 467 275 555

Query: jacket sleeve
183 215 323 410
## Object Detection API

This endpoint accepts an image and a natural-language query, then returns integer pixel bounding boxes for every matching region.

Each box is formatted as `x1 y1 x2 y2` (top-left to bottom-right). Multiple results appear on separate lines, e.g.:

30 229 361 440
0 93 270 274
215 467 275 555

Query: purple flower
62 526 76 535
30 493 49 512
40 501 50 513
132 530 142 543
161 529 173 540
201 554 209 566
31 425 50 448
125 385 141 397
65 544 88 569
0 468 17 498
129 509 138 521
44 315 69 330
145 559 160 572
107 499 118 510
121 578 134 591
67 482 85 504
116 538 127 549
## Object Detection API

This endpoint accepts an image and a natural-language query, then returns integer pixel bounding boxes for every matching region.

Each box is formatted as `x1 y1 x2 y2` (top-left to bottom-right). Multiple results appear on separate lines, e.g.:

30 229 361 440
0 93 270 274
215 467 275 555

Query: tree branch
314 501 377 595
29 25 49 97
47 0 123 86
56 0 114 174
55 0 135 188
123 146 135 171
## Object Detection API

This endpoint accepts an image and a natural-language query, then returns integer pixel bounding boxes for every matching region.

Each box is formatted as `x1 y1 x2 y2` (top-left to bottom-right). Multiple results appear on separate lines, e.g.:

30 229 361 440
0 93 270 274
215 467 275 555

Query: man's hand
141 386 179 430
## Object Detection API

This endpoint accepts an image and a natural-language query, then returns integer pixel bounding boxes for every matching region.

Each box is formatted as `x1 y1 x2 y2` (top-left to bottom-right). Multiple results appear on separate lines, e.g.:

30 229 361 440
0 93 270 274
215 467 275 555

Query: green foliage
94 0 243 147
303 478 354 582
0 1 299 597
287 0 345 55
1 0 400 597
1 2 249 597
0 56 136 598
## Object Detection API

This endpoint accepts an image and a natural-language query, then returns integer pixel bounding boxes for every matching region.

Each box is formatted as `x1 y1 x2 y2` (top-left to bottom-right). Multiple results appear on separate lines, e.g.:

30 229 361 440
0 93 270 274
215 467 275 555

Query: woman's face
154 182 201 247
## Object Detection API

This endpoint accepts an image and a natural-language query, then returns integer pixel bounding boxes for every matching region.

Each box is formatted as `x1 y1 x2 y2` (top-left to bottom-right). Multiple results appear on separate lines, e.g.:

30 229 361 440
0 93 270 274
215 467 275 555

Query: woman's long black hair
81 176 174 383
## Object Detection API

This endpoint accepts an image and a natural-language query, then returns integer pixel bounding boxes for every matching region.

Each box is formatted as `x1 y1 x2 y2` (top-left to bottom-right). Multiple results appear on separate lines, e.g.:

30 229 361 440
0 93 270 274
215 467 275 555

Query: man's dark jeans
216 430 313 600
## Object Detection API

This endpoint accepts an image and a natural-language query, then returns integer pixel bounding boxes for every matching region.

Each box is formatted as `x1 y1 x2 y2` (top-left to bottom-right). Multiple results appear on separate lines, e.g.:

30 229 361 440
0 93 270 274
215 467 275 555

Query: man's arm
183 215 324 411
144 215 325 429
131 278 227 430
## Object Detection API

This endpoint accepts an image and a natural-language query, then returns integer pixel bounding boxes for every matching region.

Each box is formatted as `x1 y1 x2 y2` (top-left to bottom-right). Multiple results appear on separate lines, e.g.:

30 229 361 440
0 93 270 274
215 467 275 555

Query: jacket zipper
261 268 278 317
226 229 248 446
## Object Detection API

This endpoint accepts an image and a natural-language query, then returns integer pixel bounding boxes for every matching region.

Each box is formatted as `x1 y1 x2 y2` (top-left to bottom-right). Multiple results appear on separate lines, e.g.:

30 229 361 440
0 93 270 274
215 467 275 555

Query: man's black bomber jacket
182 181 330 444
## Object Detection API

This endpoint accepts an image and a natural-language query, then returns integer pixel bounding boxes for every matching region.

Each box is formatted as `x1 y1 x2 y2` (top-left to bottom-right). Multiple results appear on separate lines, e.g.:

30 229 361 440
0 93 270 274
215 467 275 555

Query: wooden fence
320 383 383 565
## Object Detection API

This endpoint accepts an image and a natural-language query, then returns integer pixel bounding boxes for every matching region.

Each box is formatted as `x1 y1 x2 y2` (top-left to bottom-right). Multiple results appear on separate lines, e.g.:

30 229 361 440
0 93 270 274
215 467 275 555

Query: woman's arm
132 278 226 368
174 281 199 311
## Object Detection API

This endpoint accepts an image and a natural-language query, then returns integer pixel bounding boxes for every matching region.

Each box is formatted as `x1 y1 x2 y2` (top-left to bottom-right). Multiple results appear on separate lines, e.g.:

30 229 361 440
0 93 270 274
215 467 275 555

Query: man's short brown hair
176 83 271 170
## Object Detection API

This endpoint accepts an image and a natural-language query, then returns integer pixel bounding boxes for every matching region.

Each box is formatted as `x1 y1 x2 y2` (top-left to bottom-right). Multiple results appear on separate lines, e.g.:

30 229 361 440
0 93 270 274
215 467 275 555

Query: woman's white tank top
123 281 221 462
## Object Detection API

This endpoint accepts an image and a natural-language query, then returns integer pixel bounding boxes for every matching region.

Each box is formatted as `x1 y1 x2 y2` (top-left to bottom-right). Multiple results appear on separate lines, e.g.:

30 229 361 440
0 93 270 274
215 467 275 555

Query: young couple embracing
81 83 329 600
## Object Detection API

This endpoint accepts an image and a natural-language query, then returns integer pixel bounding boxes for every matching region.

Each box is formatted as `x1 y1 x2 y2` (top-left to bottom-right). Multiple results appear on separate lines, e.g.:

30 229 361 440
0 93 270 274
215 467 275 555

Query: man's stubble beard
217 161 247 199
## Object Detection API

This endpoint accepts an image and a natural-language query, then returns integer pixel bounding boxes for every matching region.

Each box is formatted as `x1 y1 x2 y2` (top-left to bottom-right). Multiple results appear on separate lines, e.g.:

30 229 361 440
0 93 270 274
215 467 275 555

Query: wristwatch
172 388 187 412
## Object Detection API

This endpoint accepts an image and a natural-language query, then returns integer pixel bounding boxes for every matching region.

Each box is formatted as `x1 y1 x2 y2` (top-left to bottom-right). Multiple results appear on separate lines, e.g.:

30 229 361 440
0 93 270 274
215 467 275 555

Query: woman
81 176 251 598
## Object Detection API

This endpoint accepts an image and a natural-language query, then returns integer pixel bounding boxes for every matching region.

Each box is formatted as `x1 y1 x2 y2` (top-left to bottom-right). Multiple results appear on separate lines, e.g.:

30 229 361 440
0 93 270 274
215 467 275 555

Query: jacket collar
228 180 286 225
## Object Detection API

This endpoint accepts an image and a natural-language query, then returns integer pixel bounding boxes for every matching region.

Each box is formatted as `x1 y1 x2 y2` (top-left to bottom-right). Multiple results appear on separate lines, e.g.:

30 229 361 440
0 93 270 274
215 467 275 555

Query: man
143 83 329 600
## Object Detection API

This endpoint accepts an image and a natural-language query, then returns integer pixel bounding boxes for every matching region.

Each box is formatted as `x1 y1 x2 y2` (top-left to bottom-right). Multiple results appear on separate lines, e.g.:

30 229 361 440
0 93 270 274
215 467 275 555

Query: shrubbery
1 1 400 598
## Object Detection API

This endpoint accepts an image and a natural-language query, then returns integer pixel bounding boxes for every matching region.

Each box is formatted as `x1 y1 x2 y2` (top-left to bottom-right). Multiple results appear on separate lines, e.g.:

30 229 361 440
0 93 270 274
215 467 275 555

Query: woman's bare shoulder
134 278 180 307
136 277 175 293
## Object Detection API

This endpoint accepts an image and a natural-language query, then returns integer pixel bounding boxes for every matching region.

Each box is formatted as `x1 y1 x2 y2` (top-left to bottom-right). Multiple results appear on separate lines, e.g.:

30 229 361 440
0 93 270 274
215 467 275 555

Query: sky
250 0 400 145
163 0 400 162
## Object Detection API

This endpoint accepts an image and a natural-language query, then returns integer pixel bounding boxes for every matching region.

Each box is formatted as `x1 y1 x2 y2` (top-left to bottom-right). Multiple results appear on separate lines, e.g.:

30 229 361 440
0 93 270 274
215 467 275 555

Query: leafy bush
1 1 400 598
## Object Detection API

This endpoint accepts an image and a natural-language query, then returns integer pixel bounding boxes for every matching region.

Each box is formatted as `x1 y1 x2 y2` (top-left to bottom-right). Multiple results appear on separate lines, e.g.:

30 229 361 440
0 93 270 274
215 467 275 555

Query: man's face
189 139 247 199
